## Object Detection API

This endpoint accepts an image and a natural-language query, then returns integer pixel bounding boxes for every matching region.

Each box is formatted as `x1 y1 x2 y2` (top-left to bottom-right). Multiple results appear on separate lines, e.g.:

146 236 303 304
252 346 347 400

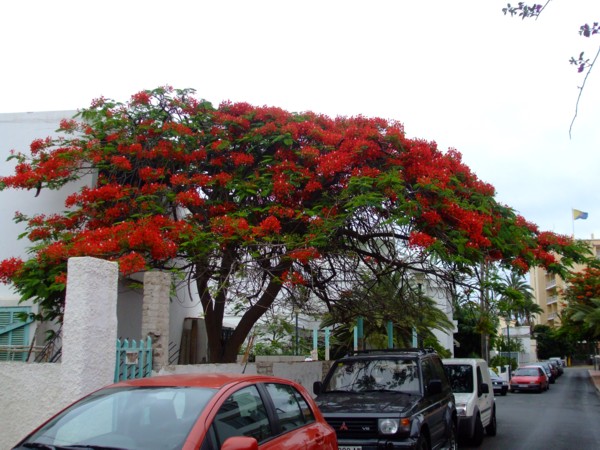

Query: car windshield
19 386 217 450
324 358 421 394
444 364 474 393
514 368 539 377
488 369 499 379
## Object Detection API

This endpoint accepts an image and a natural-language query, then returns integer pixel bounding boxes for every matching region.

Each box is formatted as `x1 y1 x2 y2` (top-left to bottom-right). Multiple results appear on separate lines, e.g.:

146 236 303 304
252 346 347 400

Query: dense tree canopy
0 86 590 362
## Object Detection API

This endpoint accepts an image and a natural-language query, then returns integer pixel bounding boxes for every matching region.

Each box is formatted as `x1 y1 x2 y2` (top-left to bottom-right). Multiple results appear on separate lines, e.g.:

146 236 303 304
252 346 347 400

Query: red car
509 366 549 393
12 373 338 450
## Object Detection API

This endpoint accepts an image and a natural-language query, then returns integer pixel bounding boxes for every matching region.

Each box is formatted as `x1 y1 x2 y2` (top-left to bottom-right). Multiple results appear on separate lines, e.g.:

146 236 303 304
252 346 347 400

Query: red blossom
131 91 151 105
408 231 436 248
0 257 24 283
256 216 282 236
175 190 205 207
288 247 321 264
110 155 132 171
118 252 147 275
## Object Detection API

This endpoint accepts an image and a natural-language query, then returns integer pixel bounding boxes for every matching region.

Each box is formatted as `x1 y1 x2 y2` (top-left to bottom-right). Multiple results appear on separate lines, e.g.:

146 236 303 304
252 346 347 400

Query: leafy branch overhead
0 87 591 362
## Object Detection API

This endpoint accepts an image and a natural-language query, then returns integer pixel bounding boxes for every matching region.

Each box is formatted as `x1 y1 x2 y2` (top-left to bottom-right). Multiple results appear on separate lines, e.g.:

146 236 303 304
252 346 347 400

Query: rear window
514 368 540 377
444 364 474 393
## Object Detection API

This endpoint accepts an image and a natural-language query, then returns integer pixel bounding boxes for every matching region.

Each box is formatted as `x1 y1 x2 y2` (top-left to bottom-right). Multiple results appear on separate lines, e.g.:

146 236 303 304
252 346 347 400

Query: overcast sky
1 0 598 240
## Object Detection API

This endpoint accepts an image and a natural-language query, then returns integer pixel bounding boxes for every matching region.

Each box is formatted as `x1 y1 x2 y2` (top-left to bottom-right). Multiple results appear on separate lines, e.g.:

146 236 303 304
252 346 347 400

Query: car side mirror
427 379 442 395
222 436 258 450
479 383 489 395
313 381 323 395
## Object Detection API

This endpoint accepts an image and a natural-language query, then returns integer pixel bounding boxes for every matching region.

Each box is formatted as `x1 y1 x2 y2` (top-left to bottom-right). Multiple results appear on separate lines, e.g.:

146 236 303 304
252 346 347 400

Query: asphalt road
460 367 600 450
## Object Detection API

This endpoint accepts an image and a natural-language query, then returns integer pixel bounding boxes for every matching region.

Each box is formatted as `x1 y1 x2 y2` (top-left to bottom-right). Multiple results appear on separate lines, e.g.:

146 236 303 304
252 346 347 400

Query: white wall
0 111 204 360
0 257 118 450
0 111 82 303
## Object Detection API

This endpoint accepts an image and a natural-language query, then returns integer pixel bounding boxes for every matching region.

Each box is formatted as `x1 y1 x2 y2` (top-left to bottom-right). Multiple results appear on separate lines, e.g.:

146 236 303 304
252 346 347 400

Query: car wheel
471 414 484 446
501 388 507 396
416 433 430 450
485 409 497 436
446 421 458 450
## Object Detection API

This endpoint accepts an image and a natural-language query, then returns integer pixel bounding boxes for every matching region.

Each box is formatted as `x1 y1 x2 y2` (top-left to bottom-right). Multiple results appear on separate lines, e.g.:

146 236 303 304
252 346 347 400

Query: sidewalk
589 368 600 393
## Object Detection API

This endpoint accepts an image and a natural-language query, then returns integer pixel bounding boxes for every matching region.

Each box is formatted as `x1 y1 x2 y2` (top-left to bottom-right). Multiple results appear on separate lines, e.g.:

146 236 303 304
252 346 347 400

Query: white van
442 358 496 445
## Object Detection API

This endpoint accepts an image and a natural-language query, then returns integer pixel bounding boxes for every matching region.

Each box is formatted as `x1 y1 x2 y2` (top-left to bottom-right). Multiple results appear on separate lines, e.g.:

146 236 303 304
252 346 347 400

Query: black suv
314 348 457 450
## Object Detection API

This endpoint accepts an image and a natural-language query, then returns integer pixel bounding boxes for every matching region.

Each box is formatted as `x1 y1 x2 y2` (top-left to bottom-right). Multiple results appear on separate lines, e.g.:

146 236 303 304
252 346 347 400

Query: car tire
416 433 430 450
471 414 484 446
501 389 507 396
485 409 497 436
447 421 458 450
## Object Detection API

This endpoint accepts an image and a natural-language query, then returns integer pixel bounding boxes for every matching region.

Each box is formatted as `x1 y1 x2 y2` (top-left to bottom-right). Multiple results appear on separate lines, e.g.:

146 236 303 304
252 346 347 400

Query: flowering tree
0 86 590 362
562 266 600 338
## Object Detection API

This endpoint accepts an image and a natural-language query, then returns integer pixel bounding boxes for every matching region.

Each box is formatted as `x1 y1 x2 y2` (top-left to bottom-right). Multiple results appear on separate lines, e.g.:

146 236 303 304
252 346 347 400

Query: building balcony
547 296 558 305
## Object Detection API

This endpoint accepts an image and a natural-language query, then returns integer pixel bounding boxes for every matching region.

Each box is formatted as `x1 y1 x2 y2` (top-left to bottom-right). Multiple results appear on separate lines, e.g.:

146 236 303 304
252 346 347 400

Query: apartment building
529 238 600 328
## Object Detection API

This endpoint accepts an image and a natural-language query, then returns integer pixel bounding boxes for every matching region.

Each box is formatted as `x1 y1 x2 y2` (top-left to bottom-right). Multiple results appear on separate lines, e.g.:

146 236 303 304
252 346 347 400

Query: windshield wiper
19 444 60 449
62 446 128 450
19 444 127 450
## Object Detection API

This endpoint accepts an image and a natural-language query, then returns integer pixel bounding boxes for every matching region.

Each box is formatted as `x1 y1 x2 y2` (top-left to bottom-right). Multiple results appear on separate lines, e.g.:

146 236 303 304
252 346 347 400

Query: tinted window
476 366 484 396
212 385 272 446
324 358 420 393
430 357 449 389
265 383 314 433
444 364 474 393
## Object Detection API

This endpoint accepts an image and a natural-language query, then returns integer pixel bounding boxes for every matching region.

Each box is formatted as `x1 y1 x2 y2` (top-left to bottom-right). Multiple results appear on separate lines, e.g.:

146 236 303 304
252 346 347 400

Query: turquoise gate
115 337 153 382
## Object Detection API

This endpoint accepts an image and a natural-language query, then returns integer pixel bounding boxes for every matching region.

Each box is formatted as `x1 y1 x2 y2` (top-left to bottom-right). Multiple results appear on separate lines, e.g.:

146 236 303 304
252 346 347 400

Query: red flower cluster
0 257 24 283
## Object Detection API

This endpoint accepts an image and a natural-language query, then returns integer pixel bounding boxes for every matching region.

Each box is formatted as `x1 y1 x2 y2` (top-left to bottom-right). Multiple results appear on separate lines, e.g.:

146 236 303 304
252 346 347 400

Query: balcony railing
547 296 558 305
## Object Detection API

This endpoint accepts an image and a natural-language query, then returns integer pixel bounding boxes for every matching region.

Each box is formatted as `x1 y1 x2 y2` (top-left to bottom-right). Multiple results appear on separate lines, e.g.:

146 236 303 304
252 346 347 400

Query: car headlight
456 402 467 417
379 418 410 435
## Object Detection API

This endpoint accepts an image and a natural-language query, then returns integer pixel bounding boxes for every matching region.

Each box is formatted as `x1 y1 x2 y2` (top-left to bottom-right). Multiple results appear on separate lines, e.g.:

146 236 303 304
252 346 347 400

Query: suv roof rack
349 347 437 356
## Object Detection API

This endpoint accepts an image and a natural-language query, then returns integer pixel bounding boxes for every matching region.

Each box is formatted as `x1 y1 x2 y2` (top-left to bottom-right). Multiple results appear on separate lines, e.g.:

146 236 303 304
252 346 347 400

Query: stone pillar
142 271 171 371
61 257 119 401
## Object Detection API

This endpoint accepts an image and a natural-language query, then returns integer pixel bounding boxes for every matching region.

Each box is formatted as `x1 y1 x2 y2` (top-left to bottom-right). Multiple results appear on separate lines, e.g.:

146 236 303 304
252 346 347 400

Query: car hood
452 392 475 404
315 391 420 414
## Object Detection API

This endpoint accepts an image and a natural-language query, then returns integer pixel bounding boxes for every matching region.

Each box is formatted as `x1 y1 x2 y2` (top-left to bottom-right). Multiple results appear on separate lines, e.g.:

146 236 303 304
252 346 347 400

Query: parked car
545 359 563 377
549 356 567 368
510 366 549 393
314 348 458 450
530 361 556 383
488 368 508 396
12 373 338 450
443 358 497 446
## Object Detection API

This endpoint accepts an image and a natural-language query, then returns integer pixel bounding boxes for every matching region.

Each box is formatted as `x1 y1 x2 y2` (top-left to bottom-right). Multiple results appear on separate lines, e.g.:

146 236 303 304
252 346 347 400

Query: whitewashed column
61 257 119 402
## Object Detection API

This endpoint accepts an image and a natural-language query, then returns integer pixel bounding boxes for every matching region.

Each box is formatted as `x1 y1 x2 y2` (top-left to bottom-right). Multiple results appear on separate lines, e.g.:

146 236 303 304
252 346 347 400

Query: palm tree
496 272 542 330
566 298 600 338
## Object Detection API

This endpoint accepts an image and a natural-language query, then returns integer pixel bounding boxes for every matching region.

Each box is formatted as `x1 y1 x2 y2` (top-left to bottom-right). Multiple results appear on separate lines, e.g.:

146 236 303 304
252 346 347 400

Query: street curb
588 369 600 394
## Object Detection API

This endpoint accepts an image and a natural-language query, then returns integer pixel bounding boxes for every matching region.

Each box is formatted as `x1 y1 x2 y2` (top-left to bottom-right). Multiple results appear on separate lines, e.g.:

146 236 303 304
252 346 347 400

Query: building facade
529 238 600 328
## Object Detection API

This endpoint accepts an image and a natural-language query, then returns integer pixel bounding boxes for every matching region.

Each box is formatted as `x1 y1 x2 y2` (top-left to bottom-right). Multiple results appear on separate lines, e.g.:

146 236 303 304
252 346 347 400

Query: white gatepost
61 257 119 402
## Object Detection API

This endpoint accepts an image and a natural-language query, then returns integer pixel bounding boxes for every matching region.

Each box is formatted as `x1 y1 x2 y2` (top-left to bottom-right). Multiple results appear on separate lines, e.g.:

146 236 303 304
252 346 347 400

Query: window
265 383 314 433
0 306 32 361
212 385 272 447
444 364 474 393
476 366 484 396
24 386 215 449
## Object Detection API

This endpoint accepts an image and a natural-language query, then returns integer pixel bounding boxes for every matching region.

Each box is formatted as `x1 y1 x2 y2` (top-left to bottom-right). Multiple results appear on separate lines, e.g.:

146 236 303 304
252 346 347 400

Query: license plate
519 384 529 388
339 447 361 450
